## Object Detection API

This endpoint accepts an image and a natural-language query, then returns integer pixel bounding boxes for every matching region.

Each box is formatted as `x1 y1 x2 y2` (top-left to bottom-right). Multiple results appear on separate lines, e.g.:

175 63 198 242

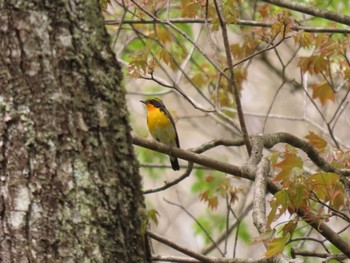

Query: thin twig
105 18 350 33
260 0 350 26
143 162 194 195
163 198 225 256
212 0 252 155
148 231 270 263
201 203 253 255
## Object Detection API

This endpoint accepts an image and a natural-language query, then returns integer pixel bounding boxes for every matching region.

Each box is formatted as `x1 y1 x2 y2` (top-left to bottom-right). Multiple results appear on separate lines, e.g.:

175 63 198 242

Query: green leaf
267 198 278 227
309 172 340 202
137 147 167 179
193 215 212 244
275 190 291 212
223 0 239 24
211 18 220 32
237 221 251 244
290 184 307 210
147 209 160 226
193 213 226 244
99 0 111 11
265 234 290 258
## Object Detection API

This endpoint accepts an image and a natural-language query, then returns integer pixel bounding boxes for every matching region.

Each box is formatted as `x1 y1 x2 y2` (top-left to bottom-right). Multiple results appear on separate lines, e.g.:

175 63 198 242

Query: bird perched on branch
141 98 180 171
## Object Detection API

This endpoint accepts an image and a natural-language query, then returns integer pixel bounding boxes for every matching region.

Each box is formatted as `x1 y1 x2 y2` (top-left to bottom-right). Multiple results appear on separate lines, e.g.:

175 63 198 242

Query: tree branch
135 135 350 258
148 231 270 263
105 18 350 33
252 159 269 235
291 248 347 261
152 255 200 262
132 136 250 179
262 132 350 177
163 199 224 256
253 159 291 263
201 203 253 255
261 0 350 26
143 162 194 195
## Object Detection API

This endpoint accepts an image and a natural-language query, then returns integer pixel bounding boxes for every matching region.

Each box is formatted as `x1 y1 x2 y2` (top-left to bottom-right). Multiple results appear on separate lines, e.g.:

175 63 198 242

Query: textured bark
0 0 149 262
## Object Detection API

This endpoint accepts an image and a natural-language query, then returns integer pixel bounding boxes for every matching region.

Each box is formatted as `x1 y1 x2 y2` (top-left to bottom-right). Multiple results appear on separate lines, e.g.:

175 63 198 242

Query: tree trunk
0 1 149 262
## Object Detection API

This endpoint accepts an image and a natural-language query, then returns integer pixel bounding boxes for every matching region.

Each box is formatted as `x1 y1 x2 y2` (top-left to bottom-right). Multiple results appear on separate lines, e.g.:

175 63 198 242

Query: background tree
0 0 149 262
105 0 350 262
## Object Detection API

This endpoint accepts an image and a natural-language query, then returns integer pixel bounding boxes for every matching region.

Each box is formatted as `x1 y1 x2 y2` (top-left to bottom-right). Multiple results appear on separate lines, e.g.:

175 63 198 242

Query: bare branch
253 159 291 263
260 0 350 26
163 199 225 256
290 248 347 261
132 136 250 179
262 132 350 176
143 162 194 195
105 18 350 33
253 159 269 234
152 255 201 262
148 231 270 263
201 203 253 255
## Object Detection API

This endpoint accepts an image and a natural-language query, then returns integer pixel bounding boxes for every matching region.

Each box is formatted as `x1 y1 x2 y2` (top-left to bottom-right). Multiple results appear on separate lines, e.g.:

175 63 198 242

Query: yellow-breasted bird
141 98 180 171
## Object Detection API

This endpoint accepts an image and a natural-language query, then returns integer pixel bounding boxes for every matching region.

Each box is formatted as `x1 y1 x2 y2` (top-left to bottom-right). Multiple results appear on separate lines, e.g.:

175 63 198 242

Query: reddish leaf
230 43 244 59
333 150 350 168
159 48 176 70
192 73 208 87
128 50 149 77
293 30 314 48
156 25 172 44
180 0 198 18
199 190 219 210
311 82 335 106
257 3 271 18
305 131 327 153
282 220 297 236
234 67 248 93
332 184 345 210
299 56 328 75
315 34 341 57
273 152 303 182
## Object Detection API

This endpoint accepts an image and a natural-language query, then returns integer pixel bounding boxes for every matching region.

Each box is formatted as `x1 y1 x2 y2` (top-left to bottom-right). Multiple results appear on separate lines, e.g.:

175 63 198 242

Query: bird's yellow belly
147 110 176 146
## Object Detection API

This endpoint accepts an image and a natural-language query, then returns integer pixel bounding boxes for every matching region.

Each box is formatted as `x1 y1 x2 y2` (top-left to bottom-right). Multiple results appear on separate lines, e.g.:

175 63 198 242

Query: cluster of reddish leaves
305 131 350 169
198 174 238 210
265 140 345 257
297 34 349 106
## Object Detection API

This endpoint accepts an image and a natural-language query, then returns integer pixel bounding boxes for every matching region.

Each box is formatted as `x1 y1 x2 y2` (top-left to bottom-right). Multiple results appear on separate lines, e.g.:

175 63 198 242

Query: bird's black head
140 98 165 109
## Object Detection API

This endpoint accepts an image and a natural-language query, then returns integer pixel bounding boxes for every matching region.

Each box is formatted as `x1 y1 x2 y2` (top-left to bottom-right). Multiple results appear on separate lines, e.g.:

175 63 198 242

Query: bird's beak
140 100 146 104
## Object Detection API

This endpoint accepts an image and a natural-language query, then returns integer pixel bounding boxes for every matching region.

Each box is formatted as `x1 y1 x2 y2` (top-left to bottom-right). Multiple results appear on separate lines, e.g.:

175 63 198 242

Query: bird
141 98 180 170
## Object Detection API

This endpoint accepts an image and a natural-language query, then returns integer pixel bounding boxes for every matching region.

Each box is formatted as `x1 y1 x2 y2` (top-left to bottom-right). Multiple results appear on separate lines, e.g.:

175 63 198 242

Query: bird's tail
170 156 180 171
